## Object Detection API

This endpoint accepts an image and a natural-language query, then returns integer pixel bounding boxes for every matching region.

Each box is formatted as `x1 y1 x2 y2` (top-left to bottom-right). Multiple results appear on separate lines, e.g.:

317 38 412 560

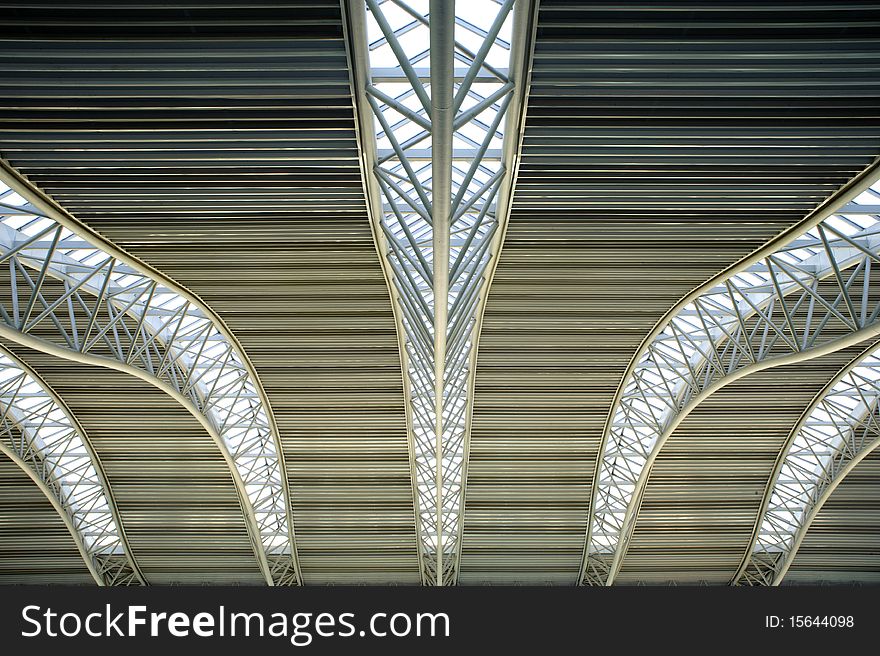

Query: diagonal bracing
0 345 143 585
0 163 300 586
345 0 535 584
733 339 880 586
581 164 880 586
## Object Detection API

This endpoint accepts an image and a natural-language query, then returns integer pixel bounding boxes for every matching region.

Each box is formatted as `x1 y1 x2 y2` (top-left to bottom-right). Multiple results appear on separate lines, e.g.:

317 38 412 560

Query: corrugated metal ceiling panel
462 0 880 584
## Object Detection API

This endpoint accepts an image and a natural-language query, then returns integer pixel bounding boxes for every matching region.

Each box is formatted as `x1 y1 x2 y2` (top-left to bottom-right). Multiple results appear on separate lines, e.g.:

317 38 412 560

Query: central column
430 0 454 586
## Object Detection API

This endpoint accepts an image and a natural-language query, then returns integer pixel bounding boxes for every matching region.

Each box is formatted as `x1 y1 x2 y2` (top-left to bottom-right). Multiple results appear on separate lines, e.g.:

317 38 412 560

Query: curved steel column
581 161 880 586
0 163 300 585
0 346 143 585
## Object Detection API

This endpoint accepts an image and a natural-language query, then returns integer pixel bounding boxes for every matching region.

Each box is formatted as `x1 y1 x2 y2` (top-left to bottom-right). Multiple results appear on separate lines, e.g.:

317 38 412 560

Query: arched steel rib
733 339 880 586
0 160 300 586
580 160 880 586
0 345 143 585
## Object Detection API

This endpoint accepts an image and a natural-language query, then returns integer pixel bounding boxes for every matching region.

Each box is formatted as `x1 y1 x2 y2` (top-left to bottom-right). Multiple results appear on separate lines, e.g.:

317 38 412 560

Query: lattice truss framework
582 180 880 586
0 179 299 586
0 347 142 585
736 343 880 585
359 0 515 584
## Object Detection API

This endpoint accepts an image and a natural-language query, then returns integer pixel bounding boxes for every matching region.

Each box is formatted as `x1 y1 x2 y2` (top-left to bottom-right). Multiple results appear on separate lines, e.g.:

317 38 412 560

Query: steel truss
733 339 880 586
0 346 143 585
0 164 300 586
345 0 533 584
581 165 880 586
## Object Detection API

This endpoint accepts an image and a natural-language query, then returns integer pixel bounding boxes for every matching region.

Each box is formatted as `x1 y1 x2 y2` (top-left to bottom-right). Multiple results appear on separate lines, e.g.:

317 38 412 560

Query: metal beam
430 0 454 586
580 158 880 586
0 162 301 586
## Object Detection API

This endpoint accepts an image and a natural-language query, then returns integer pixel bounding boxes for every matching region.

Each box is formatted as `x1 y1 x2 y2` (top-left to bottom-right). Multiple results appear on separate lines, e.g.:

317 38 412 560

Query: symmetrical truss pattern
581 171 880 586
0 346 142 585
0 168 299 586
734 341 880 586
349 0 522 584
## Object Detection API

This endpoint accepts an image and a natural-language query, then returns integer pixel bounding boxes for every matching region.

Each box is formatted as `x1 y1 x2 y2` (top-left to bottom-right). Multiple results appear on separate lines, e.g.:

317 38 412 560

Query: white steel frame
0 162 300 586
581 162 880 586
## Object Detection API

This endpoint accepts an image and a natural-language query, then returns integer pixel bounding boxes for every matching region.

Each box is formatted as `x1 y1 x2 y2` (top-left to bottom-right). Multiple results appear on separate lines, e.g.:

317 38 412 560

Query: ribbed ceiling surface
0 1 359 219
0 1 417 584
0 455 94 584
462 0 880 583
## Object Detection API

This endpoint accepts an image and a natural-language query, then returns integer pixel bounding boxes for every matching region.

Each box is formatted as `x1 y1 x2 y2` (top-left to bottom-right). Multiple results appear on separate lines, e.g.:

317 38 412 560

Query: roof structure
0 0 879 586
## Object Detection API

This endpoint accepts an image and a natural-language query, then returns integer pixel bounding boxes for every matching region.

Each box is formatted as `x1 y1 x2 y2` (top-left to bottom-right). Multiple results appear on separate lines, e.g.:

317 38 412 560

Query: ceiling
1 0 879 585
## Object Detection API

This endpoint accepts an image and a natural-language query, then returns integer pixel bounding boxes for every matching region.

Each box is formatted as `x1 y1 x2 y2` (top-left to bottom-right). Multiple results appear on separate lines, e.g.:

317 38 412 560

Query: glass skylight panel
584 179 880 586
359 0 516 584
0 181 297 585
